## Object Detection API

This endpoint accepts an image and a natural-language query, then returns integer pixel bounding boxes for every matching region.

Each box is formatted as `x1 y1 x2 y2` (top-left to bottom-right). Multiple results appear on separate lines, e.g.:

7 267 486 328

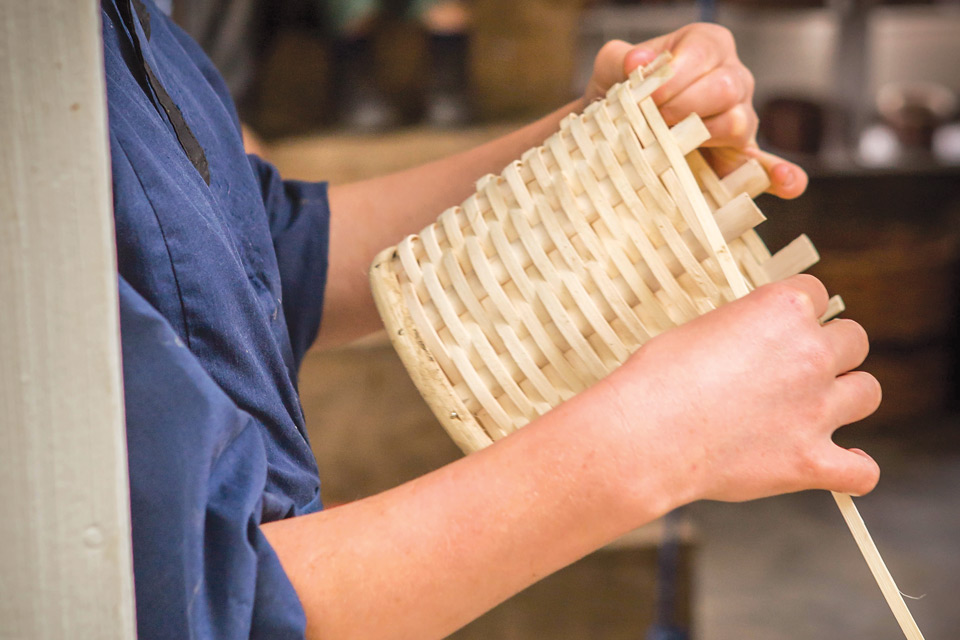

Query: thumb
622 26 690 75
585 40 635 103
623 46 659 75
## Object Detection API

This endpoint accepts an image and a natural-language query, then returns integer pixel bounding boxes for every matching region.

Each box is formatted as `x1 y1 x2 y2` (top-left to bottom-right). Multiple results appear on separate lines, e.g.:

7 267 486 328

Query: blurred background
173 0 960 637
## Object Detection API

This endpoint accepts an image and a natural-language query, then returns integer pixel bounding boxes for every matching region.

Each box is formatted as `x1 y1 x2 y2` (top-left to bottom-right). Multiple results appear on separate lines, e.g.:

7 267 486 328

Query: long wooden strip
832 492 925 640
639 98 750 299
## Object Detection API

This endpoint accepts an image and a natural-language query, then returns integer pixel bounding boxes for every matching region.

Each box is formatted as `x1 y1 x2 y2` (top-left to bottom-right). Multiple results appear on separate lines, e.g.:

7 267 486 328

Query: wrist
595 349 705 517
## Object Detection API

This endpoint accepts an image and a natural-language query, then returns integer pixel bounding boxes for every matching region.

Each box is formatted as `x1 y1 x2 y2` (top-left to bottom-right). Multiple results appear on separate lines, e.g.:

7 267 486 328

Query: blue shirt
103 1 329 636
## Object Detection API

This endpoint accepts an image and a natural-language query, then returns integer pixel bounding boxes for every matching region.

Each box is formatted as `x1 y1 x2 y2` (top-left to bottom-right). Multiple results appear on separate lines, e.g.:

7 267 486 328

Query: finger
697 145 809 200
781 274 830 319
817 444 881 497
650 24 736 106
658 64 753 126
586 40 635 101
830 370 883 428
623 44 660 75
698 104 758 148
742 146 809 199
821 318 870 375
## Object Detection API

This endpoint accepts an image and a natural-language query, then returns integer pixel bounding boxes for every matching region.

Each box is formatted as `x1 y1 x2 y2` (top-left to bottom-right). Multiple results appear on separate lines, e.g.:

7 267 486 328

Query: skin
319 24 808 348
262 24 878 640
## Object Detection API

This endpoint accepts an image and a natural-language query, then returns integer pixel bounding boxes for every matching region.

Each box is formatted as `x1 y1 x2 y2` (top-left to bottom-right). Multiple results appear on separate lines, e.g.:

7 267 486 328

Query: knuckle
862 461 882 494
598 39 623 58
684 45 708 75
852 319 871 350
859 372 883 413
843 450 880 497
768 281 816 318
739 65 756 96
744 104 759 136
712 24 737 52
594 40 627 75
796 444 831 479
845 318 871 355
799 337 834 377
715 68 741 106
724 104 757 144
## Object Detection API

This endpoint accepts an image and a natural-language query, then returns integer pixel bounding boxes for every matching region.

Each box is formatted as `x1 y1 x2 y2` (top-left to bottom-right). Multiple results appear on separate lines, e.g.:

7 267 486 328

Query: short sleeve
247 155 331 368
119 276 307 640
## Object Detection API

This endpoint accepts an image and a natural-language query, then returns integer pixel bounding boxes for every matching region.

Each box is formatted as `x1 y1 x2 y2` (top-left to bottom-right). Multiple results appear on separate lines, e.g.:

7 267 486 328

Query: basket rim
370 245 494 454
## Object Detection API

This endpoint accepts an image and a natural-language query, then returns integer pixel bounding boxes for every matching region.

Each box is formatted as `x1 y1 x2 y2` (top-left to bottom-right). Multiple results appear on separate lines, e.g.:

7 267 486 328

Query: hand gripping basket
370 54 825 454
369 55 924 639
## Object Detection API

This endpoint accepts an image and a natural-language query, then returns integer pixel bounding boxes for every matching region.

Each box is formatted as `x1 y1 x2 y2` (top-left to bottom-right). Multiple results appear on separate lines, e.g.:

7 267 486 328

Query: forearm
318 98 587 347
267 275 883 639
262 376 677 640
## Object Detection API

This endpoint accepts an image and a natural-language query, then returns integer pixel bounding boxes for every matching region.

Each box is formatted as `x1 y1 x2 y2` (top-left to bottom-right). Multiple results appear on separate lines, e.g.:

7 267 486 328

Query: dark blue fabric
103 0 330 636
120 278 307 640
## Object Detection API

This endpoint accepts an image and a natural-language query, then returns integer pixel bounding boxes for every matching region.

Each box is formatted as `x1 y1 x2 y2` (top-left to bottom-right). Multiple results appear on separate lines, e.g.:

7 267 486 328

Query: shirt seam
115 133 194 349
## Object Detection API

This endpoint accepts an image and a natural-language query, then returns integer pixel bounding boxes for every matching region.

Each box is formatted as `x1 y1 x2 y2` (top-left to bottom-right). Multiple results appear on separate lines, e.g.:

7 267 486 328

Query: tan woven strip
832 492 925 640
441 251 558 410
421 263 516 435
640 98 750 298
425 230 543 421
463 236 586 392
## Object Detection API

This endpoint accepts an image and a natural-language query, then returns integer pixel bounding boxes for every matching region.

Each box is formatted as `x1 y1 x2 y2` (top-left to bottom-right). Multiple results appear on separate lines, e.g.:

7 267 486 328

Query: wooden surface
267 123 515 185
0 2 136 638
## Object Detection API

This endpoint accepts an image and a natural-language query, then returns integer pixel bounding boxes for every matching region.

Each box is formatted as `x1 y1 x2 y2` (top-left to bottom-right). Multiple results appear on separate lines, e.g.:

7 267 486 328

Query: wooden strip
528 189 656 342
640 98 750 299
720 158 771 199
422 272 516 437
0 2 136 637
832 492 925 640
508 196 640 355
371 249 492 452
464 237 587 391
441 251 557 411
659 168 726 306
730 238 771 288
530 145 674 332
421 245 536 420
554 165 674 330
762 234 820 281
821 295 846 323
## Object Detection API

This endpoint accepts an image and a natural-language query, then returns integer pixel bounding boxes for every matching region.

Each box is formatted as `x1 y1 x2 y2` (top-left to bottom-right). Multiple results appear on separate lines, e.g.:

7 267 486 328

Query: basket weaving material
370 54 822 454
369 54 926 640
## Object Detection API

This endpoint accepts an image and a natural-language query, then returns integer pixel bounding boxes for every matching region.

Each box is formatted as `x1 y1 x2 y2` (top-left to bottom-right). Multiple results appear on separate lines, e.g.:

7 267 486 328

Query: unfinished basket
371 54 824 453
370 54 923 640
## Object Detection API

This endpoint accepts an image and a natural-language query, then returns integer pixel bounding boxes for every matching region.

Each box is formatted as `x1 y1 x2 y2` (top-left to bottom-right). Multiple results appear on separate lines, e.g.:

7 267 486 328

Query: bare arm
317 24 809 347
321 98 586 345
264 275 881 640
263 24 864 640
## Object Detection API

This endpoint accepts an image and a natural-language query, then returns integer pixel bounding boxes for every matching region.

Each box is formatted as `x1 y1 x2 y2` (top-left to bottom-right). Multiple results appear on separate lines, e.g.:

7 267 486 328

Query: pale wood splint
369 53 923 639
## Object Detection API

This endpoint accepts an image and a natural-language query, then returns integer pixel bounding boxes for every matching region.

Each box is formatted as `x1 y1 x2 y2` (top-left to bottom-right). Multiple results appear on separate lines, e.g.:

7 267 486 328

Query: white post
0 1 137 638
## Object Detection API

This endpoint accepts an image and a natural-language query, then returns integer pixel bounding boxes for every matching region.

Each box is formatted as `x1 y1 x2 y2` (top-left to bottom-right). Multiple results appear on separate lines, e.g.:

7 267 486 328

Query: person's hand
601 274 881 506
584 24 807 200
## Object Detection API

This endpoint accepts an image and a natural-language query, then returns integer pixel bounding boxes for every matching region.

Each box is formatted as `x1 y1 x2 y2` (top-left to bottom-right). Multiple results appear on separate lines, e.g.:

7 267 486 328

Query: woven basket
370 54 828 454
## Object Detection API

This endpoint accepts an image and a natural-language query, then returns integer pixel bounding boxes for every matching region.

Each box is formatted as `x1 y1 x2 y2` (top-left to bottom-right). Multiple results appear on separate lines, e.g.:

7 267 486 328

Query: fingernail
775 164 794 189
627 48 657 68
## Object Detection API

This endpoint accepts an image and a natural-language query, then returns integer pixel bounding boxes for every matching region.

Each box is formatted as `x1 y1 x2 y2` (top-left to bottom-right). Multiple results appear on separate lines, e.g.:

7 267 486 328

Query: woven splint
369 54 924 639
370 53 825 454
